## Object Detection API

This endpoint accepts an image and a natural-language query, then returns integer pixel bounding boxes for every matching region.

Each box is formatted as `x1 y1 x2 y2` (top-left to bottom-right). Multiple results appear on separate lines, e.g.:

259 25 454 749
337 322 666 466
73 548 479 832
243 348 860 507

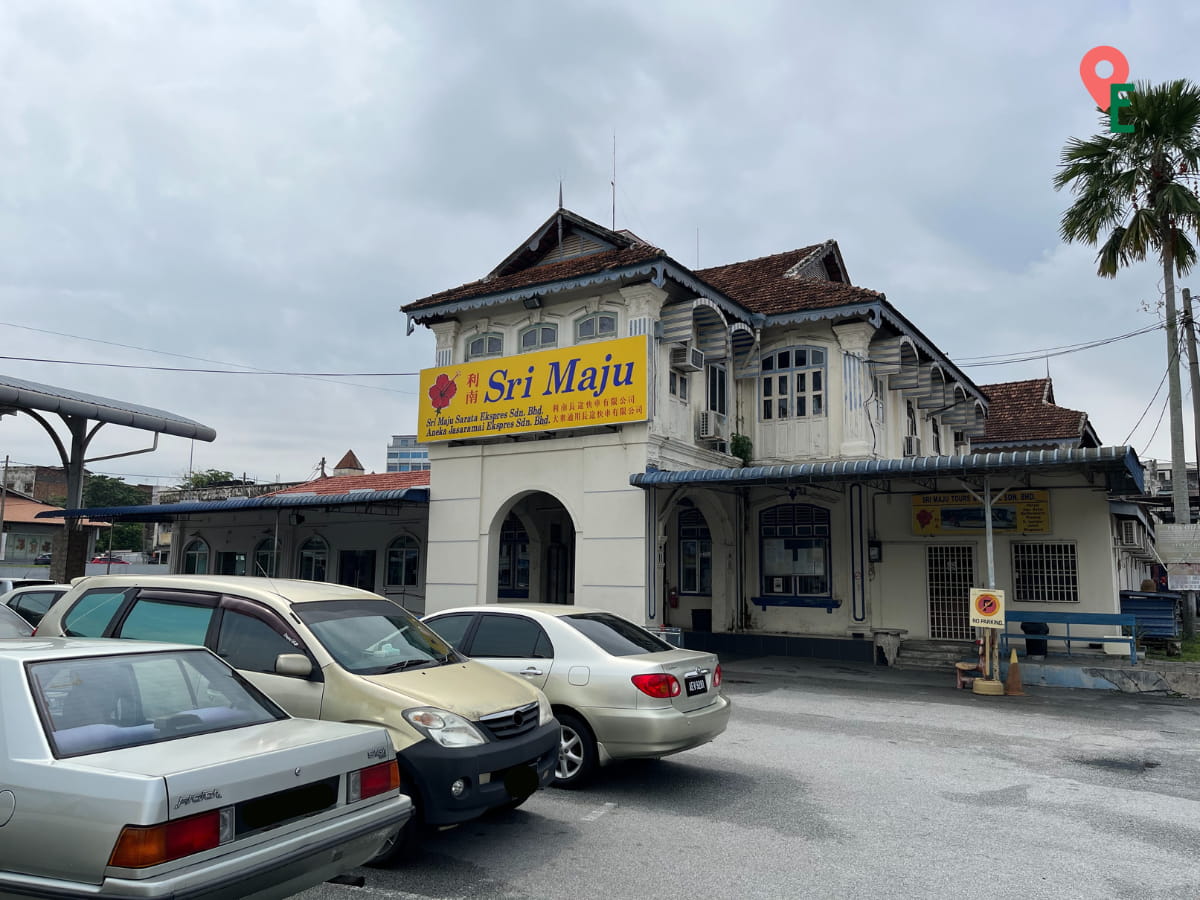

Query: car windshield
28 649 285 758
295 599 457 675
561 612 675 656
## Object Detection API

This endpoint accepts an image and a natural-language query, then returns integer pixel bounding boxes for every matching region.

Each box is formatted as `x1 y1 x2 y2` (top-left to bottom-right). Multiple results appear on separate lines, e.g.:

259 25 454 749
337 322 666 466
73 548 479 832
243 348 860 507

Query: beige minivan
37 575 559 863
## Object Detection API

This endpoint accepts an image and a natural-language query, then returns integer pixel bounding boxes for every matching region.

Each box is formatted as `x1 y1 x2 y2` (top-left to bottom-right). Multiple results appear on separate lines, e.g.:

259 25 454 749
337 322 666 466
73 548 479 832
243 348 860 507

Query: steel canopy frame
0 375 216 578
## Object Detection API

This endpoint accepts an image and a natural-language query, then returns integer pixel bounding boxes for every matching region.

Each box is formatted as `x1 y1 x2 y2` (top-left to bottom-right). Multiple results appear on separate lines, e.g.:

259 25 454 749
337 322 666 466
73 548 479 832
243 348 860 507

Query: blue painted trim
630 446 1145 495
751 596 841 612
36 487 430 521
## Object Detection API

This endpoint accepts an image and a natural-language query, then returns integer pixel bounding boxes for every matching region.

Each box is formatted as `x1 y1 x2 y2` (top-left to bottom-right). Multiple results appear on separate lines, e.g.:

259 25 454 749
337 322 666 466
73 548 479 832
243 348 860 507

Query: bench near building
402 208 1153 665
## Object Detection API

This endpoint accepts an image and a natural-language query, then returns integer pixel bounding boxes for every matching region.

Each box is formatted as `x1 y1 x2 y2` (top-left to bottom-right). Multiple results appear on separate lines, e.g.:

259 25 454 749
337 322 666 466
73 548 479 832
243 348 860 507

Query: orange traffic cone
1004 648 1025 696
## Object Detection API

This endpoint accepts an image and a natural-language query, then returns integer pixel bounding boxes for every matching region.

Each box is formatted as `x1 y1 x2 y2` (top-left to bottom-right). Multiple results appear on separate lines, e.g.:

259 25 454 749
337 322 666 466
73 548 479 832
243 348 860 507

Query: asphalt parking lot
300 656 1200 900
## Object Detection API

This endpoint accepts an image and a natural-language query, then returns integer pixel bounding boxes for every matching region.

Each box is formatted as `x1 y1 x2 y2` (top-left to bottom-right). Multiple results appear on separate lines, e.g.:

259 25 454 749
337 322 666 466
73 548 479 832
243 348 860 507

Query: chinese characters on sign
911 490 1051 536
418 335 649 442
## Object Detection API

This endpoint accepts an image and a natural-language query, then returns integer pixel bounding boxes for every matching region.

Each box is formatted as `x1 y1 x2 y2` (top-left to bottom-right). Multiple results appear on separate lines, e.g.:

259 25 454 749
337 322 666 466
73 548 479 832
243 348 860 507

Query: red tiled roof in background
268 471 430 496
695 247 884 316
979 378 1089 443
1 494 108 527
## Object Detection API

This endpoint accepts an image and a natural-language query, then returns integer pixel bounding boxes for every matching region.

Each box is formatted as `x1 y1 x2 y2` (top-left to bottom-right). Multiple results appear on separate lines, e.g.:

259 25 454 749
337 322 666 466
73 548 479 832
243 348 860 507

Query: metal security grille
927 545 974 640
1012 542 1078 603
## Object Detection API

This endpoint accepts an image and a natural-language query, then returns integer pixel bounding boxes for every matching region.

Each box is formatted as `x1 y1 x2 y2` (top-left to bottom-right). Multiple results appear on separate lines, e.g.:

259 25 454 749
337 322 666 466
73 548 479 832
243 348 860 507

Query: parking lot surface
299 656 1200 900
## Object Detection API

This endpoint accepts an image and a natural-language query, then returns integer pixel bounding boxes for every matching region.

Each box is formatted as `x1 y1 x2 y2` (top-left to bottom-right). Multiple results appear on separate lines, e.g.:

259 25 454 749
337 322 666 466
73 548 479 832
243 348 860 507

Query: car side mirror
275 653 313 678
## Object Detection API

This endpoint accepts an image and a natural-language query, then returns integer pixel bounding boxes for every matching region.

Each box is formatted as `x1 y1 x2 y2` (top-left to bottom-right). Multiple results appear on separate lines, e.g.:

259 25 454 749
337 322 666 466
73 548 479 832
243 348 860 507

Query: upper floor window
575 313 616 342
468 332 504 360
669 370 689 401
760 347 825 421
707 364 727 416
519 324 558 352
931 418 942 455
906 401 918 437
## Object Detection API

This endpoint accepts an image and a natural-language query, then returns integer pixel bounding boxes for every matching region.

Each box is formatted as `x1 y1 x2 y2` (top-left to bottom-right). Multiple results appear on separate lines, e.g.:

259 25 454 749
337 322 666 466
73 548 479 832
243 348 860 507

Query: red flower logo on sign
429 373 458 411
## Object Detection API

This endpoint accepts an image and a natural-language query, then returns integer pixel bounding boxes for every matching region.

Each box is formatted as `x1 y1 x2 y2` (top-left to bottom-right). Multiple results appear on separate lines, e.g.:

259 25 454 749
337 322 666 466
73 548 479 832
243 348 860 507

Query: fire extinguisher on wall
668 587 679 609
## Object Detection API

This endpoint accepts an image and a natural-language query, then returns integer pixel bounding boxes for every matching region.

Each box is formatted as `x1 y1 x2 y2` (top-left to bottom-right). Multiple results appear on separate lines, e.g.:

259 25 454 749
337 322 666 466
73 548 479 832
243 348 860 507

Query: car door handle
520 667 543 677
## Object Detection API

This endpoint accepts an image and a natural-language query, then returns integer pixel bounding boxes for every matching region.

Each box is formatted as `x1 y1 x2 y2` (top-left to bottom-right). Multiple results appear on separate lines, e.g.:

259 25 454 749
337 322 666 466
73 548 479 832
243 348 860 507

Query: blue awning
630 446 1144 494
35 487 429 522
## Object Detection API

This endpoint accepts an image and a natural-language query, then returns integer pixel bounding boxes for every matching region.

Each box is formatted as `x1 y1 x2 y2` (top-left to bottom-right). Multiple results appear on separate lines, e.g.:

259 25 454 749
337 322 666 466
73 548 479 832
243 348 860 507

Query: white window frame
760 346 826 421
467 332 504 360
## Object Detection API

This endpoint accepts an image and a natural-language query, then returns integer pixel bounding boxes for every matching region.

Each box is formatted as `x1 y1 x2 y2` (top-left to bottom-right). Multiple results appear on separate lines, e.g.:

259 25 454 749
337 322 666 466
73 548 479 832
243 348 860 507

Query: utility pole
1165 278 1190 528
1181 287 1200 638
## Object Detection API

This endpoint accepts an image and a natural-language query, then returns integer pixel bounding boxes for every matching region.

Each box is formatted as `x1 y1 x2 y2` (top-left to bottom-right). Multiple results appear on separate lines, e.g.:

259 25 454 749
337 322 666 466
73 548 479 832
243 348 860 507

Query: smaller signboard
969 588 1005 629
911 491 1050 535
1156 524 1200 565
1166 563 1200 591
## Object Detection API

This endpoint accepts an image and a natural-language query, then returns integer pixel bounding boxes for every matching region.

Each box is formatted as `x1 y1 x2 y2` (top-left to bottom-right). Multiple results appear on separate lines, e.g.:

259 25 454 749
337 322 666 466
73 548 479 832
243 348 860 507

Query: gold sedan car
424 605 731 787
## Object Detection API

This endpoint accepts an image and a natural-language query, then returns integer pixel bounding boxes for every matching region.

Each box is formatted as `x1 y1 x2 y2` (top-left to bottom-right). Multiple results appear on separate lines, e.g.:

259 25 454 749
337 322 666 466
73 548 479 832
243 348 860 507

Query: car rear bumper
0 794 411 900
590 694 731 760
398 721 559 826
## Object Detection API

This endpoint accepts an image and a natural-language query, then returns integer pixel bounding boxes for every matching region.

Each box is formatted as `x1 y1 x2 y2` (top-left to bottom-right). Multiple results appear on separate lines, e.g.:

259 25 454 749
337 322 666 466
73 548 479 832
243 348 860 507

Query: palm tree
1055 78 1200 524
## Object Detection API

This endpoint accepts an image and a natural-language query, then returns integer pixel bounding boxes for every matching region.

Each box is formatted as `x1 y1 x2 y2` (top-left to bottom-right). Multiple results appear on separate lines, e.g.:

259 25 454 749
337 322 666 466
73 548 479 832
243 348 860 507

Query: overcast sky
1 0 1198 489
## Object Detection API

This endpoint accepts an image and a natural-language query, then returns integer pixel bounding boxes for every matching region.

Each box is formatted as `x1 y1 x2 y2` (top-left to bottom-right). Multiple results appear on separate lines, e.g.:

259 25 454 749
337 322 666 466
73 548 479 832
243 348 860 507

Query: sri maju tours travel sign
418 335 649 442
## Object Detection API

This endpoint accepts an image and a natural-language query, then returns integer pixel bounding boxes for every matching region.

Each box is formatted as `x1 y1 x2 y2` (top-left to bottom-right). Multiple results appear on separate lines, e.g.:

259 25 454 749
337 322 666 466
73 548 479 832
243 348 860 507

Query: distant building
2 465 69 503
386 435 430 472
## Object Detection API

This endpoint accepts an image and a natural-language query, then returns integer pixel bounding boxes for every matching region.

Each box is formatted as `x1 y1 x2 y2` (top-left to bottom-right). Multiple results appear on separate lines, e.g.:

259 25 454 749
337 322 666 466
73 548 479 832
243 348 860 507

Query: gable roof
402 208 887 321
694 244 884 316
978 378 1097 446
334 450 364 471
267 470 430 496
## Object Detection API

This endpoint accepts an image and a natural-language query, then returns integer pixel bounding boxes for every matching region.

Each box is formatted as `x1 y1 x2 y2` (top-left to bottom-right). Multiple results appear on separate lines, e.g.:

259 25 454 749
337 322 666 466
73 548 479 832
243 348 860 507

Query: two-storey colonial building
404 209 1146 661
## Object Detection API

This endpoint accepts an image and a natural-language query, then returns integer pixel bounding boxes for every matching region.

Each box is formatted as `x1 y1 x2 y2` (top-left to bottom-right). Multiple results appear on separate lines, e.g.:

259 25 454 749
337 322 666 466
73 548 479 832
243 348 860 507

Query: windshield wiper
381 658 436 673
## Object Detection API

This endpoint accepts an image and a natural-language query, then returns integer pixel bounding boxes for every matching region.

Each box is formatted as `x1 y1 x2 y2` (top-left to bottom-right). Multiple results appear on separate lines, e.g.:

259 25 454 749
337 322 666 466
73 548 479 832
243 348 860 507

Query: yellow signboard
969 588 1006 629
418 335 649 442
911 490 1050 536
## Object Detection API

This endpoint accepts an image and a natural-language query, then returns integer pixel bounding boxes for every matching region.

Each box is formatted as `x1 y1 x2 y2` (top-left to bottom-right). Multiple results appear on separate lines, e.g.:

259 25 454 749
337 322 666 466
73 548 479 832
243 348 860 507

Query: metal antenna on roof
611 132 617 230
696 227 700 268
557 180 564 248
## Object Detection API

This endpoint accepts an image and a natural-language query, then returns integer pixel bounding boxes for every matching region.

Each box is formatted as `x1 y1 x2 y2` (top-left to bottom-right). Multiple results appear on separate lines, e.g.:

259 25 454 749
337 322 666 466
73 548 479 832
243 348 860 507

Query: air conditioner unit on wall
903 435 921 457
698 410 726 440
1118 519 1140 548
671 345 705 372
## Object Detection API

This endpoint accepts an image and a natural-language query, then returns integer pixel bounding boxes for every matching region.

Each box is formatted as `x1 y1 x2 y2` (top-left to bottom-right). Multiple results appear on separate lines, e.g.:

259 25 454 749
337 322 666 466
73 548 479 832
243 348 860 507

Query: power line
1124 333 1185 447
957 322 1164 368
0 355 420 377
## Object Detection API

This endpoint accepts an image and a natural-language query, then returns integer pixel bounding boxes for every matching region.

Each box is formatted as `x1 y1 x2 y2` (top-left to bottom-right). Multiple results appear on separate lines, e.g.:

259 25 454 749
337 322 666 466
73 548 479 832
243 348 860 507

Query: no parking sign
969 588 1005 629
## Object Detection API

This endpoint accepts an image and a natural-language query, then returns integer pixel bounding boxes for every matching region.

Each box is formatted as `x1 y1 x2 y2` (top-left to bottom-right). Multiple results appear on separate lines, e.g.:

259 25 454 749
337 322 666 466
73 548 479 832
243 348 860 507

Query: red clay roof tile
267 471 429 496
979 378 1089 443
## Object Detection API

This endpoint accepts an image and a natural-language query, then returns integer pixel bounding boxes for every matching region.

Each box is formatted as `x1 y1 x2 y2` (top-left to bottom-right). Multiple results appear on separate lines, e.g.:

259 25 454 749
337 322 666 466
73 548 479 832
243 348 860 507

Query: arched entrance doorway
490 492 576 604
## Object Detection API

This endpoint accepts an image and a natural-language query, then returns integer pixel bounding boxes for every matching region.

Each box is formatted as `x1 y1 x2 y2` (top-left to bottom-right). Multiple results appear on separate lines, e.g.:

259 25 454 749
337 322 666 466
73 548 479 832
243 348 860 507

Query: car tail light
109 809 223 868
348 759 400 802
631 673 681 698
713 664 722 688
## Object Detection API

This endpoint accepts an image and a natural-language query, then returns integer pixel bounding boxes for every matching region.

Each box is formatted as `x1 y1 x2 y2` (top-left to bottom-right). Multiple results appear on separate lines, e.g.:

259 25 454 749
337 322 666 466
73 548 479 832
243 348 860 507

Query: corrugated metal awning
630 446 1144 494
35 487 429 523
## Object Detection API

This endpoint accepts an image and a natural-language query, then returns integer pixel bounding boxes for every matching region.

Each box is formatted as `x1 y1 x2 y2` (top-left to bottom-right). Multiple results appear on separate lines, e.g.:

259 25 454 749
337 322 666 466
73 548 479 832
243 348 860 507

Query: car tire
553 711 597 789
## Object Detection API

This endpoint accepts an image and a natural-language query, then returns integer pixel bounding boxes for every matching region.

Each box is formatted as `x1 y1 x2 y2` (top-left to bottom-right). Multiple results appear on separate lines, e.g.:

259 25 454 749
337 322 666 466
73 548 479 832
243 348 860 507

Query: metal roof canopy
629 446 1145 495
0 374 217 515
37 487 430 523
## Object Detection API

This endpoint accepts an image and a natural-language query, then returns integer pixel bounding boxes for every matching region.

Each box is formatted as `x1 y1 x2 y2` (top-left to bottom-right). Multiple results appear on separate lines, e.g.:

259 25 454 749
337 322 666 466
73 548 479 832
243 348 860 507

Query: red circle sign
975 593 999 616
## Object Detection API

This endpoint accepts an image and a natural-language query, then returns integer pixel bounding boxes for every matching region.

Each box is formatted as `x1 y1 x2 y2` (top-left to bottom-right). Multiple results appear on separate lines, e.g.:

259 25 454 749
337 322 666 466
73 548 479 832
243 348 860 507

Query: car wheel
554 711 597 788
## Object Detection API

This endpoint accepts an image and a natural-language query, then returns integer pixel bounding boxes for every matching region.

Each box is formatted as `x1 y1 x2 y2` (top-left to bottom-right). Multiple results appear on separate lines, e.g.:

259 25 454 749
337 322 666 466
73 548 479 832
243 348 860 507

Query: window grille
1012 542 1078 603
926 545 974 640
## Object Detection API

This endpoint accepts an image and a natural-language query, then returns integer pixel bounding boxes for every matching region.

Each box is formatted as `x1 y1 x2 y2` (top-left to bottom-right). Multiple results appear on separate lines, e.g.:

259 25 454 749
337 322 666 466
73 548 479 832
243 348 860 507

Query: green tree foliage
178 469 238 489
1055 79 1200 285
82 475 149 552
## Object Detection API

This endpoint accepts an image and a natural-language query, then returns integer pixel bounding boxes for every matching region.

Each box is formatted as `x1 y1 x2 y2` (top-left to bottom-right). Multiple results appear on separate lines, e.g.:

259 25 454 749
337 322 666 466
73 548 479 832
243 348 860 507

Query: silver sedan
0 638 412 899
424 605 731 787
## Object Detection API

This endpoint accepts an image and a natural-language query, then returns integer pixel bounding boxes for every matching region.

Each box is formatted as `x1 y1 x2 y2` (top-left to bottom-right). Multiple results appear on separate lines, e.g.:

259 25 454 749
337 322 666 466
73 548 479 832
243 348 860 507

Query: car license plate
685 674 707 696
